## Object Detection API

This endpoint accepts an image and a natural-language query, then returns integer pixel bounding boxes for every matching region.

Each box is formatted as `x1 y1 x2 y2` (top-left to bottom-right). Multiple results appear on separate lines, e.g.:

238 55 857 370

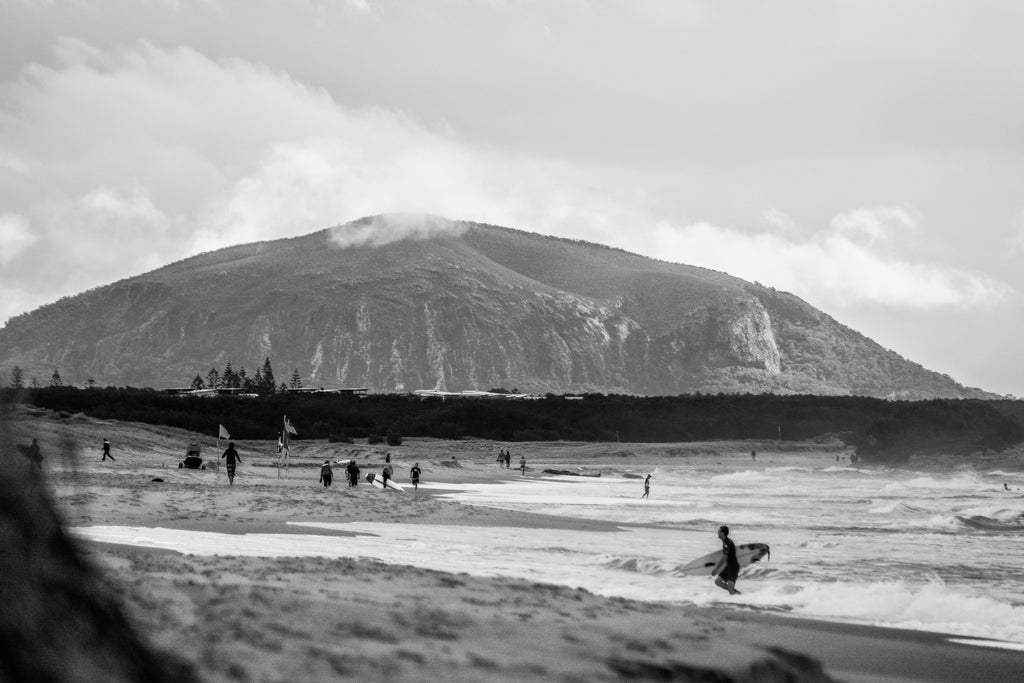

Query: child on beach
712 525 741 595
519 455 526 475
221 442 241 485
410 463 421 491
319 460 333 487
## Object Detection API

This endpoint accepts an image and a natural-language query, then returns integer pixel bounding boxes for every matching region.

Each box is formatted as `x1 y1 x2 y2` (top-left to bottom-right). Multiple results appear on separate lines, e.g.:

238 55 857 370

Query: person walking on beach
410 462 422 491
319 460 333 487
750 450 756 462
221 442 241 485
101 438 115 462
519 455 526 476
641 474 651 499
347 460 360 486
24 438 43 471
712 525 741 595
505 450 511 469
382 461 393 489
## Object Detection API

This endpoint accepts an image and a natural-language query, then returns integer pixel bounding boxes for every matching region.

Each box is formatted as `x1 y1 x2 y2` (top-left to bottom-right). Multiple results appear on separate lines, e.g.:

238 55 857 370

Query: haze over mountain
0 215 993 398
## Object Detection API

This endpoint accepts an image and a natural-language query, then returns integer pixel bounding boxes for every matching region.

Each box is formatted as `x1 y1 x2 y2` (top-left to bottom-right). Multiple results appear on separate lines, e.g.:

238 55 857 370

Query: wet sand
8 405 1024 682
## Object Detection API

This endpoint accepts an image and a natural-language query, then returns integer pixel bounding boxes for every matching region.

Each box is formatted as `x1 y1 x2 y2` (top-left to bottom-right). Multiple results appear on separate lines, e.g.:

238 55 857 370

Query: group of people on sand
315 453 422 491
497 449 527 474
497 449 512 468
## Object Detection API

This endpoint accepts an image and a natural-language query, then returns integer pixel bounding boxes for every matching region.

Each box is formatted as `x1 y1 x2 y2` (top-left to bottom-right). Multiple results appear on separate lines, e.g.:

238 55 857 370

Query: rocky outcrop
0 216 995 398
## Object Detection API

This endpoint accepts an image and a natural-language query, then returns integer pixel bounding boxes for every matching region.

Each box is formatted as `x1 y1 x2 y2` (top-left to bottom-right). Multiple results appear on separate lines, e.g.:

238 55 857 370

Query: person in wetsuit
712 525 741 595
221 442 241 485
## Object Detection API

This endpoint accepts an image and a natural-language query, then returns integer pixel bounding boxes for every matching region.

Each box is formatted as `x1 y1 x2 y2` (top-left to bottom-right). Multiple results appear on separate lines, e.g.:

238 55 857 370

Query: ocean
74 451 1024 648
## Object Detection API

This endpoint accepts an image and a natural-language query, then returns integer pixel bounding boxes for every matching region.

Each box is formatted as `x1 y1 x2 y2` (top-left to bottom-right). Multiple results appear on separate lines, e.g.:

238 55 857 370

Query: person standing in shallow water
519 455 526 475
641 474 651 499
221 442 241 485
712 525 741 595
101 438 114 462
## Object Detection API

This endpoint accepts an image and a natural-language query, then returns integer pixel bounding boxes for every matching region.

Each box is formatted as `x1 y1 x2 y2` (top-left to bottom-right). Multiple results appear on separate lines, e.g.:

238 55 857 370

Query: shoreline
9 406 1024 681
77 537 1024 683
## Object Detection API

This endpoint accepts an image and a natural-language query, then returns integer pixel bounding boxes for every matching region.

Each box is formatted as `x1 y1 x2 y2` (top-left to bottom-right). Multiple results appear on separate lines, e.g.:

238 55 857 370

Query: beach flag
282 415 297 447
218 424 231 440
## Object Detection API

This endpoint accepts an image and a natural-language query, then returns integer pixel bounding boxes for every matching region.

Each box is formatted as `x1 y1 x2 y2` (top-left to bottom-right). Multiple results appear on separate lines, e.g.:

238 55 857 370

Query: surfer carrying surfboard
712 525 741 595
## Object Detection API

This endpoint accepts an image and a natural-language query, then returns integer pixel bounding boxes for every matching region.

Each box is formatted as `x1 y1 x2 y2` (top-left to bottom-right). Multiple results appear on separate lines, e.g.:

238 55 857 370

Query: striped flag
218 424 231 440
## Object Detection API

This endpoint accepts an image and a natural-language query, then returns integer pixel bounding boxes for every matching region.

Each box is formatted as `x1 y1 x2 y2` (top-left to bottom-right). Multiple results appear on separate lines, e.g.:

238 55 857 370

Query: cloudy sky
2 0 1023 396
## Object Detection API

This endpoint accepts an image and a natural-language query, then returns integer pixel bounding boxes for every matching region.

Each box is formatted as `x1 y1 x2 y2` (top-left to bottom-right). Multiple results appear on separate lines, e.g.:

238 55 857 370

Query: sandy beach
6 405 1024 682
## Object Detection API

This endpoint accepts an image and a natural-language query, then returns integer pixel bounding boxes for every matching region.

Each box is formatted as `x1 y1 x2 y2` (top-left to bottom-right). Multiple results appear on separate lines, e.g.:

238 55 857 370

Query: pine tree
289 368 302 389
259 357 276 395
85 377 96 389
206 367 220 389
9 366 24 389
190 375 205 390
222 362 238 389
50 369 63 388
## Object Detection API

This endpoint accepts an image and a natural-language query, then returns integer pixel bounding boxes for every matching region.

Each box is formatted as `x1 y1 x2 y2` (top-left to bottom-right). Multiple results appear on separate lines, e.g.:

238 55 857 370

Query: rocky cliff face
0 216 994 398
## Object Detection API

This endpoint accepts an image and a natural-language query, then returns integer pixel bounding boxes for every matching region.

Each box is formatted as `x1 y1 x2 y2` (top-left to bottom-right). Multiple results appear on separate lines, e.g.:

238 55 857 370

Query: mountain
0 215 994 398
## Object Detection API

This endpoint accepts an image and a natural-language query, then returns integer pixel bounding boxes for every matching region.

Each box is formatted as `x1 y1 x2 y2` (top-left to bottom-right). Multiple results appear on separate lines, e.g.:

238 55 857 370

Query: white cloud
759 209 802 239
644 217 1012 310
328 214 466 249
0 37 1014 327
830 207 919 245
0 213 38 264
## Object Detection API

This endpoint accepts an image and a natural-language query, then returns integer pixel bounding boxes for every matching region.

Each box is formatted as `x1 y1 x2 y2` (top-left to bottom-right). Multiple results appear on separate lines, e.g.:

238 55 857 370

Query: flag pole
282 415 291 478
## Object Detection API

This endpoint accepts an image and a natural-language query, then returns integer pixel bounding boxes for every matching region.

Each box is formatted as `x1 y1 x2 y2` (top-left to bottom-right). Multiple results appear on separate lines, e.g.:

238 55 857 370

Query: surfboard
365 472 405 492
677 542 770 576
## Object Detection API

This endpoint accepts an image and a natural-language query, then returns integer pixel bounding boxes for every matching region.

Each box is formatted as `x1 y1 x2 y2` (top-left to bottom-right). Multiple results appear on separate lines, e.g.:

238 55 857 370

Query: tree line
6 358 303 395
186 358 302 395
4 386 1022 463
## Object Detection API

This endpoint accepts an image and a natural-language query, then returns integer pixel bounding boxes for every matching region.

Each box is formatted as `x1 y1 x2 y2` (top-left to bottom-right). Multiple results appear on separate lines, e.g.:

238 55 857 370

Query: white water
72 453 1024 646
